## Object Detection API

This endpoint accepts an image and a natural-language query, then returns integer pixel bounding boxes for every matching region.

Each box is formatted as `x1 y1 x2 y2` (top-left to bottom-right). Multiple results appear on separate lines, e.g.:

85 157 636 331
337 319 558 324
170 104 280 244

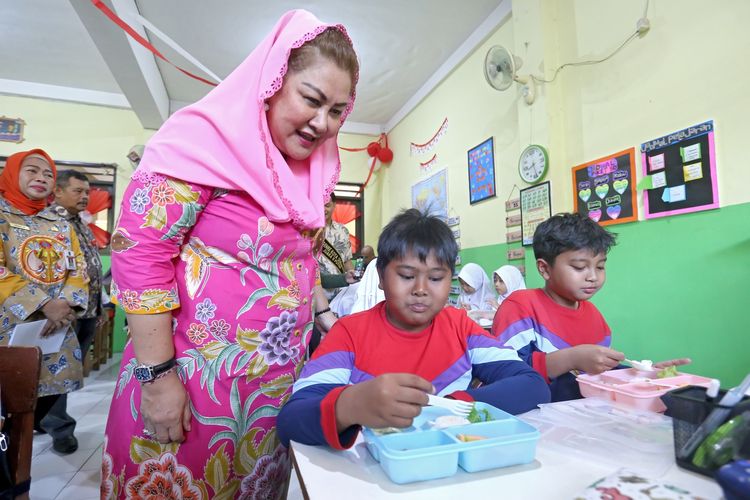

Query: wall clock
518 144 549 184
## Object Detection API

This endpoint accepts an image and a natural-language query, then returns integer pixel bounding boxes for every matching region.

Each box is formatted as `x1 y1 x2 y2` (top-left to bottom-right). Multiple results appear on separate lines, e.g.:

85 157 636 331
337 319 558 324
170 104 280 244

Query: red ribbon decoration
91 0 218 87
340 133 393 194
87 187 112 248
333 202 362 253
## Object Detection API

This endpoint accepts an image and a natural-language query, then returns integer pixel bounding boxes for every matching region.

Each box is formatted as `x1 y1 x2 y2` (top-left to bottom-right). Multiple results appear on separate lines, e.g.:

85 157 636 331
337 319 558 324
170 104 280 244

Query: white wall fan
484 45 536 105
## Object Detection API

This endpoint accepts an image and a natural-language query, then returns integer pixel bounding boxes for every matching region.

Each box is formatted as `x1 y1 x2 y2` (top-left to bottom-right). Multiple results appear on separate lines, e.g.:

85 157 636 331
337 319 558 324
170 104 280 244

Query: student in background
277 209 550 448
493 265 526 306
0 149 88 454
360 244 376 267
457 262 497 312
492 213 689 401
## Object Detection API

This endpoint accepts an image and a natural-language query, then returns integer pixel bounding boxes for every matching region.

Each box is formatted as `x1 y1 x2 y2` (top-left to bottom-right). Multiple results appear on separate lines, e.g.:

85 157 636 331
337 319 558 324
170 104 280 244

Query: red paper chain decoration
410 118 448 156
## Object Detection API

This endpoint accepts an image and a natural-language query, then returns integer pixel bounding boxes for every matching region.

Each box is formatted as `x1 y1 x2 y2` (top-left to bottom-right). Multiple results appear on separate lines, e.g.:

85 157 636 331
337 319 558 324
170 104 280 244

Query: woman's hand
344 269 358 284
41 298 75 335
140 370 191 444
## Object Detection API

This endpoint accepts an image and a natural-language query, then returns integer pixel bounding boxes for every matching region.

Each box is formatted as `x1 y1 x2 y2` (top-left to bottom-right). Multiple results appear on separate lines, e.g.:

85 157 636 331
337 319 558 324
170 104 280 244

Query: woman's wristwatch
134 357 177 384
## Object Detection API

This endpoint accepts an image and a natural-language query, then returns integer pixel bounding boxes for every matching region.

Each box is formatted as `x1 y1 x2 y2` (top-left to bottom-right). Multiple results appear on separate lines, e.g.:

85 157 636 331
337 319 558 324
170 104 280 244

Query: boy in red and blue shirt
492 213 689 401
278 209 550 448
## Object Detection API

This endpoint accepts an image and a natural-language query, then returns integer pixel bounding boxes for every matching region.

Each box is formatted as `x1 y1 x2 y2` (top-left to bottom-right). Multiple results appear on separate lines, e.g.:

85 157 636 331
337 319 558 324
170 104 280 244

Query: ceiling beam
69 0 168 129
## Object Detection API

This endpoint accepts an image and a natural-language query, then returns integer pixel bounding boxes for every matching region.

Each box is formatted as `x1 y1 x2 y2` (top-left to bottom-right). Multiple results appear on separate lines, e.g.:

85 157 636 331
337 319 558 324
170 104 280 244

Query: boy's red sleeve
531 351 549 382
320 386 360 450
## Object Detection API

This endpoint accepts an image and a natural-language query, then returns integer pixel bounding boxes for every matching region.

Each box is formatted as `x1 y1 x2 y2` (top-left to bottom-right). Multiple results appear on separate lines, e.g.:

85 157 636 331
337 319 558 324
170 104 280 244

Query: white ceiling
0 0 510 134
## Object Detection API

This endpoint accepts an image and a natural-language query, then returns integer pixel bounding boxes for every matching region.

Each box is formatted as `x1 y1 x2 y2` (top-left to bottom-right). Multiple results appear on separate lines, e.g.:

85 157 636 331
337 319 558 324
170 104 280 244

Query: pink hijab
137 10 357 230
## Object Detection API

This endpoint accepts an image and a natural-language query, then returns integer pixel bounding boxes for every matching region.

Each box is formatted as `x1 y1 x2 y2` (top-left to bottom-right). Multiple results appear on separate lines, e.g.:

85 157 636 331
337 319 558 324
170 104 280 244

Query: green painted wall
100 255 127 353
461 203 750 387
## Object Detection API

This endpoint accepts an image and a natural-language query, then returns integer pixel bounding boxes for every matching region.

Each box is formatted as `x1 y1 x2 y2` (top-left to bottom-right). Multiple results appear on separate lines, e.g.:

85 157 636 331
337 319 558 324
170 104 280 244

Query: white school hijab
494 265 526 303
457 263 497 311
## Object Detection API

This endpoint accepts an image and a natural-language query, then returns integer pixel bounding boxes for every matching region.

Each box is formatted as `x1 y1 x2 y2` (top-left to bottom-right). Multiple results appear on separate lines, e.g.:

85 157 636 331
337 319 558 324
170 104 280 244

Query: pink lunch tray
576 368 712 413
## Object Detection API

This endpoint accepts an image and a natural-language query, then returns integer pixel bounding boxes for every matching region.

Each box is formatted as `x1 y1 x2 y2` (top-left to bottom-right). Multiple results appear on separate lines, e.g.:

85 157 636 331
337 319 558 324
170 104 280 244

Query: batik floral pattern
105 175 316 498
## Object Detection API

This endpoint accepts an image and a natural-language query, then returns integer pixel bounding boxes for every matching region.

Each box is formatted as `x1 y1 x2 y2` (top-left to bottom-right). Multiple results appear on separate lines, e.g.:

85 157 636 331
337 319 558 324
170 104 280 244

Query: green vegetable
657 365 679 378
467 405 493 423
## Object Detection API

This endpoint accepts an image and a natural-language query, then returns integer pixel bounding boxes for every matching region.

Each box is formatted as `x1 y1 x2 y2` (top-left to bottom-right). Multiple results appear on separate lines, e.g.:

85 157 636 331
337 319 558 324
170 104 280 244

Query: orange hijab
0 149 57 215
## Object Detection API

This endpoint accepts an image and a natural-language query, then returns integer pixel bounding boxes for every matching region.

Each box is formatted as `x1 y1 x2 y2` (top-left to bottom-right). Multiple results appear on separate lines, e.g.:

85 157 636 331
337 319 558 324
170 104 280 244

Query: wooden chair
0 346 41 500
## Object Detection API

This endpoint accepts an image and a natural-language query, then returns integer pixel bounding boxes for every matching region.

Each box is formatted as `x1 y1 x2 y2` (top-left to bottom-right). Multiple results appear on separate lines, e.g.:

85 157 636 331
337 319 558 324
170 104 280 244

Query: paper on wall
648 153 665 171
652 171 667 188
683 162 703 182
680 143 701 163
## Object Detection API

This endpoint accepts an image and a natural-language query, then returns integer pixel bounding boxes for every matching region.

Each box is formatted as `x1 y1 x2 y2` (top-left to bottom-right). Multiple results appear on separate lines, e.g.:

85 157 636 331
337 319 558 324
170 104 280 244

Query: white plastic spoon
625 358 654 371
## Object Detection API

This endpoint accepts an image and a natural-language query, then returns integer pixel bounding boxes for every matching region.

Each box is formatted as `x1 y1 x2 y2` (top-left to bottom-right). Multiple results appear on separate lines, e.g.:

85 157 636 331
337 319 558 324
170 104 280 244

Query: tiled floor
30 354 303 499
30 355 121 500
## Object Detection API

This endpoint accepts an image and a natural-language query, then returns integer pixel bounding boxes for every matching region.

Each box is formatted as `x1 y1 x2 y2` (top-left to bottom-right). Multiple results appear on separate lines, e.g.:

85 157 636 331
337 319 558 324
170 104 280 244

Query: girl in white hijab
457 263 497 311
493 265 526 305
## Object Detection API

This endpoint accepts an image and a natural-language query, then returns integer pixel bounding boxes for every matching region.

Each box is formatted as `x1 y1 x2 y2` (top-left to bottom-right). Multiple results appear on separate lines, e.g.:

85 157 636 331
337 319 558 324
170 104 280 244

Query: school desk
289 400 722 499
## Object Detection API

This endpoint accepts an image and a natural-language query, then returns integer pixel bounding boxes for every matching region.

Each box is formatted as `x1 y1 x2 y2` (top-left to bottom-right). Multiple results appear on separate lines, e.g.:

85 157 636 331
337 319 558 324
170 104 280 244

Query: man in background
360 244 376 267
38 170 104 453
318 193 353 300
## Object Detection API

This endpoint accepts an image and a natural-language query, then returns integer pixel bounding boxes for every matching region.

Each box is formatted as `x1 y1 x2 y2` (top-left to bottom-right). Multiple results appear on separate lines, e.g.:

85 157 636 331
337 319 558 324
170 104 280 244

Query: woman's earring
264 102 270 111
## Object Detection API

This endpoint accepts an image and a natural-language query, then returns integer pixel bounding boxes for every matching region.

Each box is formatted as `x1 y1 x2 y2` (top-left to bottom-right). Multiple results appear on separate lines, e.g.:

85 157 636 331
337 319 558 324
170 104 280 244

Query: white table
290 403 723 499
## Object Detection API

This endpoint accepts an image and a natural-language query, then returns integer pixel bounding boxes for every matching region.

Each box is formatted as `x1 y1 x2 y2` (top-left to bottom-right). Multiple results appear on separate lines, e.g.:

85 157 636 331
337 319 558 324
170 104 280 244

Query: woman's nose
309 109 328 135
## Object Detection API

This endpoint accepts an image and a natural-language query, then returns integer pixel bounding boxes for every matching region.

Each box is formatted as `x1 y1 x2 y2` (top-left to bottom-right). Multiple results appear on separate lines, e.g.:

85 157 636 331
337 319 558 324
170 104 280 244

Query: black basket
662 386 750 477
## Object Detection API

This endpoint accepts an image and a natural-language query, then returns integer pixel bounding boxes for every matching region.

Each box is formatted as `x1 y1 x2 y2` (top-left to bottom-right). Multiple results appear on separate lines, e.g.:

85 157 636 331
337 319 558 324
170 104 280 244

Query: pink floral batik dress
103 171 318 499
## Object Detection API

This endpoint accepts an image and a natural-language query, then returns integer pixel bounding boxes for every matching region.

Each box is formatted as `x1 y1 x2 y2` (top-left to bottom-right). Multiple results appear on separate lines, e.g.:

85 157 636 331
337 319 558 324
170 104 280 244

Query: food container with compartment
576 368 712 412
362 402 540 484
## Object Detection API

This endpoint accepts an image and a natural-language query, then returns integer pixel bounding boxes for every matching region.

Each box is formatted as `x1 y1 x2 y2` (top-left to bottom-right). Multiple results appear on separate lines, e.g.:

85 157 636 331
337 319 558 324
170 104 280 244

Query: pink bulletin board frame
640 120 719 219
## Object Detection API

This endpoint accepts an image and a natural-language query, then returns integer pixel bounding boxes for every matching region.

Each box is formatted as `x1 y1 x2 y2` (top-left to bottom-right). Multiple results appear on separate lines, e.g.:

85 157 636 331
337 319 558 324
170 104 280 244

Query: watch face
519 145 548 183
134 366 154 382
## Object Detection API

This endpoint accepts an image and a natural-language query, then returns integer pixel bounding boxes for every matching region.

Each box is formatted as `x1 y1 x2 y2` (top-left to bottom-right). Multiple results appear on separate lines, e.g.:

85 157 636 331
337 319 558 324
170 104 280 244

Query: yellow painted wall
0 94 155 212
0 95 376 236
379 0 750 243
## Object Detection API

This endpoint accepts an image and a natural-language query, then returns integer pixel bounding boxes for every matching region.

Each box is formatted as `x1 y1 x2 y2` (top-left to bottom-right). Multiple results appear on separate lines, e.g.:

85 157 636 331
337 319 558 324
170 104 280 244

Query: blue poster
468 137 496 204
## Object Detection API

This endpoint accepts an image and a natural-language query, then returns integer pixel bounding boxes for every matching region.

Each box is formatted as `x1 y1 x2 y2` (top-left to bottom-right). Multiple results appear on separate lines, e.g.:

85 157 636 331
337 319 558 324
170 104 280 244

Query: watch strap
136 357 177 383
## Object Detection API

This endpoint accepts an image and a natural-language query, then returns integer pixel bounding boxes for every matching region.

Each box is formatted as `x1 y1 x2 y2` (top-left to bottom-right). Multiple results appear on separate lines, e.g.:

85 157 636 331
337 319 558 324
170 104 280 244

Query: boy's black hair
56 169 89 188
376 208 458 275
532 212 617 264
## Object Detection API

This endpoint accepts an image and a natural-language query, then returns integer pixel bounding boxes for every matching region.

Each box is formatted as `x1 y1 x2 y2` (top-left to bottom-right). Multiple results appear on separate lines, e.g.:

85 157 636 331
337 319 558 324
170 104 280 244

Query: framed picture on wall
572 148 638 226
467 137 496 204
520 181 551 246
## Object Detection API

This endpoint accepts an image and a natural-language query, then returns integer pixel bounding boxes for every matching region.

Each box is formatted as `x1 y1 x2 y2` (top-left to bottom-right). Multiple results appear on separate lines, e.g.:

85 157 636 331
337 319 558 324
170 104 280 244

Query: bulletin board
520 181 551 246
640 120 718 219
572 148 638 226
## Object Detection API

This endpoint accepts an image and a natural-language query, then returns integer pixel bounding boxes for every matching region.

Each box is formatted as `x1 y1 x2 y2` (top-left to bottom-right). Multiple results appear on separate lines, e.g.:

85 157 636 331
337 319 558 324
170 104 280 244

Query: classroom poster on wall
467 137 496 204
640 120 718 219
520 181 551 246
412 168 448 220
572 148 638 226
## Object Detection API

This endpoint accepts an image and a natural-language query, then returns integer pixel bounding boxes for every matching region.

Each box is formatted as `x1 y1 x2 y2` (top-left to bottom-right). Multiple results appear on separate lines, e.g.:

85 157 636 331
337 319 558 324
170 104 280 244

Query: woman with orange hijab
0 149 89 451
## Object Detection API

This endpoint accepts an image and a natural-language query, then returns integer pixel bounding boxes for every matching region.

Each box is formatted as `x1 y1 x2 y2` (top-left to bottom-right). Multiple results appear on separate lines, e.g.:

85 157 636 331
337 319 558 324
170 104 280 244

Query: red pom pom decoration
377 147 394 163
366 142 381 157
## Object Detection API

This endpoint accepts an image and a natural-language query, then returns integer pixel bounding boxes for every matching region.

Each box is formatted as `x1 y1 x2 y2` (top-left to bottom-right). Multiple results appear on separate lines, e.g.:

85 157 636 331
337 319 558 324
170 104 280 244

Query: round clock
518 144 549 184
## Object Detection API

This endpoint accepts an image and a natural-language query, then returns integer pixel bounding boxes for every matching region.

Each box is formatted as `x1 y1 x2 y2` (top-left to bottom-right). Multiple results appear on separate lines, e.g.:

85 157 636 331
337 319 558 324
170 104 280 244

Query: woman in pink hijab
102 10 358 499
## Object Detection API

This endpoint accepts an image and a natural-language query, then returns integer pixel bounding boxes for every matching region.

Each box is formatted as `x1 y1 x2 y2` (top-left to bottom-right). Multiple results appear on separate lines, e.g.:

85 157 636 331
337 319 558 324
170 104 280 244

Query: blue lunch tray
362 402 540 484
